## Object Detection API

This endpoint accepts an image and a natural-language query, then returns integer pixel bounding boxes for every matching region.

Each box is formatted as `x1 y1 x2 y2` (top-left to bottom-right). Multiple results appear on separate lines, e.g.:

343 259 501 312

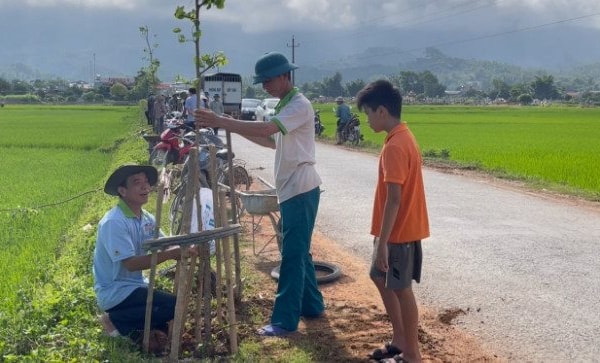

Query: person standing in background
183 88 201 129
146 92 155 126
209 93 224 134
335 96 352 144
154 94 167 134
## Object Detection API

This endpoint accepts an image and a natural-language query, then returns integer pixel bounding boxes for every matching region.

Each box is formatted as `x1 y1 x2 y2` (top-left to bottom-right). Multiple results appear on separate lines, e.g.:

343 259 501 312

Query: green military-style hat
253 51 298 85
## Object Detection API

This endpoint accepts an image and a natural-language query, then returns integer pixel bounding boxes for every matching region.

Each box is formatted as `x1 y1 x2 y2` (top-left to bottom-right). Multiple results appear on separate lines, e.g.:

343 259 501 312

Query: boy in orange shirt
356 80 430 363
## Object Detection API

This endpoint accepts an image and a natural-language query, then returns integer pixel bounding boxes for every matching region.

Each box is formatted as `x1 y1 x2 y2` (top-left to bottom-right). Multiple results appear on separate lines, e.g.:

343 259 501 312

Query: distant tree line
243 68 600 106
0 66 158 105
2 65 599 106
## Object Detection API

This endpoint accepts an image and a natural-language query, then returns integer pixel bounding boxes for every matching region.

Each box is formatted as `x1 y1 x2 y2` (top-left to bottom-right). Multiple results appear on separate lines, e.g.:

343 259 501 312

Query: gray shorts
369 240 422 290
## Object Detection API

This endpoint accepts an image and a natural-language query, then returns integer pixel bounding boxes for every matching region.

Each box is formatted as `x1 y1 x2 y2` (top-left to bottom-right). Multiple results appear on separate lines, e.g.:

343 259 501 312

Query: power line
0 188 102 213
300 0 498 63
350 11 600 62
311 0 494 43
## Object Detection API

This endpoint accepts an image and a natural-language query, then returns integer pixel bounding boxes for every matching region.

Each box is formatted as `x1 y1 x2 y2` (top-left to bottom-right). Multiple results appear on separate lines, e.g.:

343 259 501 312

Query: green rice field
0 105 137 312
316 104 600 197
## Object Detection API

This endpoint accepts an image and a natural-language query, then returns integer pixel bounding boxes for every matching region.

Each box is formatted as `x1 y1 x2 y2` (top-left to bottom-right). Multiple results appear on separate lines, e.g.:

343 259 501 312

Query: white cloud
496 0 600 28
7 0 136 10
2 0 600 32
496 0 600 16
213 0 600 33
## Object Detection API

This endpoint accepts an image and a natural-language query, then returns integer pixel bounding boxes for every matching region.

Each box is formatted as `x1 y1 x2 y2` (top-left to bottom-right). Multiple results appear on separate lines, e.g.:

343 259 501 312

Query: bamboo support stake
169 148 199 361
143 169 165 353
193 192 203 340
189 185 211 351
200 244 212 352
191 181 207 343
193 267 202 341
219 190 238 353
225 130 243 299
199 145 218 351
214 230 224 326
209 145 224 325
168 238 191 359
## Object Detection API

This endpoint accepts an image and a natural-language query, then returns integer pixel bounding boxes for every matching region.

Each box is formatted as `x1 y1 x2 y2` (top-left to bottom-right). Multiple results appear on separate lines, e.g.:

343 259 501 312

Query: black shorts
369 241 422 290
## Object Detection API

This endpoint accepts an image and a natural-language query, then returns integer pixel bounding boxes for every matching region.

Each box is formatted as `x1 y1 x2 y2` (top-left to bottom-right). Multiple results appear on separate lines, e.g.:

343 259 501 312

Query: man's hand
194 108 221 129
186 244 199 257
166 244 199 260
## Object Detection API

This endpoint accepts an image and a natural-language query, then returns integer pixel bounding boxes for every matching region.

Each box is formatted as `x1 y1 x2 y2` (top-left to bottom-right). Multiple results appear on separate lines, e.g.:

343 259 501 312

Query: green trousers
270 187 323 331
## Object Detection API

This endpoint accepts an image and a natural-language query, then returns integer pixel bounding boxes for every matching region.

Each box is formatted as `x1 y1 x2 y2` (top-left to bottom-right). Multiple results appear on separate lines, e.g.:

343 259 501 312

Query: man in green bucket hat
195 51 324 336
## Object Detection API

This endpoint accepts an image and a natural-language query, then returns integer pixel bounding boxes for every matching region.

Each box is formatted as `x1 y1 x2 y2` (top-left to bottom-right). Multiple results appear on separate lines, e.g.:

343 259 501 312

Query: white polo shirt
270 88 321 203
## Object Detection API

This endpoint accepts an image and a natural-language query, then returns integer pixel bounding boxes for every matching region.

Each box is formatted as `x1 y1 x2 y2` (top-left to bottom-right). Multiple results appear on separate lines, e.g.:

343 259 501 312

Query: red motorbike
149 122 226 168
149 123 195 167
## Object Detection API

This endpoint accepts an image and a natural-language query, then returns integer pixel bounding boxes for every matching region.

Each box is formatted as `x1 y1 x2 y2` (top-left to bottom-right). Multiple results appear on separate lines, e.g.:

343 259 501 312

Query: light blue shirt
336 103 351 124
184 94 198 122
93 200 158 311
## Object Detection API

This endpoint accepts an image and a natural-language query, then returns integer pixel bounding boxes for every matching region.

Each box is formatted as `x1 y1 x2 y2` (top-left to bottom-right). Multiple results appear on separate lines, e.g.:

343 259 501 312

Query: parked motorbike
171 136 251 234
314 109 325 137
337 113 364 146
149 120 224 168
149 123 195 168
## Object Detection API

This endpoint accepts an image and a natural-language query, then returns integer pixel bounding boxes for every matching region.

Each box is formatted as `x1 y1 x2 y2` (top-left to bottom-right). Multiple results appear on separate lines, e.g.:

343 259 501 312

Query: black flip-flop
368 342 402 360
380 354 407 363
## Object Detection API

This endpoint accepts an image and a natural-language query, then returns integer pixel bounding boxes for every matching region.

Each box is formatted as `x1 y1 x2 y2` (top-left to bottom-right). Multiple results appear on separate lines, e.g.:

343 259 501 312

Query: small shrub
517 94 533 105
2 94 41 104
422 149 450 159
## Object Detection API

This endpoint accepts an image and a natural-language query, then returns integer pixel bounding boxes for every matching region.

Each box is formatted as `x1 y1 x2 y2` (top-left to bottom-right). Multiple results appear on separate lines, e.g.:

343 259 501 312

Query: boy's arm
375 182 402 272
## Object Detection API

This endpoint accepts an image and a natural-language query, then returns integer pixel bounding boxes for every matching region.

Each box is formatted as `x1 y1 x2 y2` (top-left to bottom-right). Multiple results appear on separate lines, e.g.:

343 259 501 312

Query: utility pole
287 35 299 85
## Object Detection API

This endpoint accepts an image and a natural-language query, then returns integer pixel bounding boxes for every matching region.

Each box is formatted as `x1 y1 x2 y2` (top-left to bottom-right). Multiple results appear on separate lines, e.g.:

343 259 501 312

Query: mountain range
1 10 599 92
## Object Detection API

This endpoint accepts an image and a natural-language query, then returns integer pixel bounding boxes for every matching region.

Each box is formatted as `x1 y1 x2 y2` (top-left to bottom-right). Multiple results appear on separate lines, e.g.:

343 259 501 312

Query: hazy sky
4 0 600 34
1 0 600 81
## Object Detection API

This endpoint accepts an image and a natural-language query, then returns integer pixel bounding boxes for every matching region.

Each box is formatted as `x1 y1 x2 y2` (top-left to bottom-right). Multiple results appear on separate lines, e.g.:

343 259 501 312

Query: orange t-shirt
370 123 430 243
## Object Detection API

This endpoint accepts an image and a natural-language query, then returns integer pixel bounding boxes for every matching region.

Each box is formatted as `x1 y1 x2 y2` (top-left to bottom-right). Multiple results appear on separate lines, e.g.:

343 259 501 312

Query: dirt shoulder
238 210 506 362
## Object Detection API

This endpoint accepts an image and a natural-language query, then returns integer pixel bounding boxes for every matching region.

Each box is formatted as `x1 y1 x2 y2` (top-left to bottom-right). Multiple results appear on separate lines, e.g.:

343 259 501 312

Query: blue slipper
257 324 294 337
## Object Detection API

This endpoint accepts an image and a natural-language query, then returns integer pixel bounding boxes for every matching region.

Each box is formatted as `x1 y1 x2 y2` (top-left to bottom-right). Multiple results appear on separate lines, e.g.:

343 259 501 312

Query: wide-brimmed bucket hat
104 164 158 196
253 52 298 84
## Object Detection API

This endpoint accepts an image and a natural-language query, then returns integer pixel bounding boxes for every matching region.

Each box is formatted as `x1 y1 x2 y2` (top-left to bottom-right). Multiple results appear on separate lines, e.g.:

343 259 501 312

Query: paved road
227 133 600 362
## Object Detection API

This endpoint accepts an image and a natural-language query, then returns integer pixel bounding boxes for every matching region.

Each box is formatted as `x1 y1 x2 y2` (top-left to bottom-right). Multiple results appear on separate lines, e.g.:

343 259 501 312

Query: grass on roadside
0 117 325 361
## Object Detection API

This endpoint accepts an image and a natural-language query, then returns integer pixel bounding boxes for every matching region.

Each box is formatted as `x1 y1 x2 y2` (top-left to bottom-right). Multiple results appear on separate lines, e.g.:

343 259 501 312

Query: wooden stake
143 169 165 353
219 190 238 353
169 148 199 360
209 145 224 325
225 130 243 299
